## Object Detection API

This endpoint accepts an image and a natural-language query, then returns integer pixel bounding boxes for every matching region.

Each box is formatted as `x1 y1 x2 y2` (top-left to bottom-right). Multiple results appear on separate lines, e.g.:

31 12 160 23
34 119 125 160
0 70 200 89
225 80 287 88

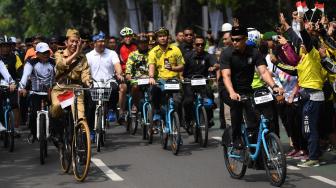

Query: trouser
302 100 322 160
229 98 258 141
28 94 49 137
85 82 119 131
150 85 182 118
278 102 307 150
218 83 230 128
50 85 87 127
255 101 279 136
182 84 214 124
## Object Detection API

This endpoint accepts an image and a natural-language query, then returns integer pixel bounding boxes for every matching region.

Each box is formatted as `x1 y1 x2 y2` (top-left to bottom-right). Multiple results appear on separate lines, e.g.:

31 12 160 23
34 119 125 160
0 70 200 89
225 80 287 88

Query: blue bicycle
0 84 16 152
222 88 286 187
182 75 215 147
127 77 152 141
156 79 182 155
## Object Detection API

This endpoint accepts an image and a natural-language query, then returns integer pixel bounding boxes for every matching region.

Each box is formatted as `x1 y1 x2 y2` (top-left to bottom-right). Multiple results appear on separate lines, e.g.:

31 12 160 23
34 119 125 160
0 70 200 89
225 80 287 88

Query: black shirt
220 45 266 93
183 50 216 79
179 42 193 56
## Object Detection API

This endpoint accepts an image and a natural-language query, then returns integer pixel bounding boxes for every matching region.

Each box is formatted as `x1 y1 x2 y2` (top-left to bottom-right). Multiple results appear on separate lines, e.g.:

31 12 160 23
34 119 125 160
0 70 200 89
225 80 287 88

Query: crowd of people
0 8 335 170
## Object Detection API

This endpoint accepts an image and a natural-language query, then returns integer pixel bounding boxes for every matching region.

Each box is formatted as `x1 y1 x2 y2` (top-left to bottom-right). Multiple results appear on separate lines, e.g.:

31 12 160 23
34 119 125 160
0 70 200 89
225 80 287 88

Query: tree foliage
0 0 108 38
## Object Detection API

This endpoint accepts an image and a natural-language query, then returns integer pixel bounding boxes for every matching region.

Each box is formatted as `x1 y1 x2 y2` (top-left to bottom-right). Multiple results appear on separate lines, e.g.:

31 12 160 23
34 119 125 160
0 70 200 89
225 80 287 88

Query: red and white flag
315 2 324 12
296 1 309 13
57 90 74 109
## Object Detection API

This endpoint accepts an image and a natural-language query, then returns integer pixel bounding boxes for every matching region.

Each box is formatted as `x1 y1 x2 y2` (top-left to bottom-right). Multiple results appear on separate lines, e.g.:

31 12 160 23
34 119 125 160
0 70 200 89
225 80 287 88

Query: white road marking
287 165 300 170
310 176 336 186
91 158 124 181
212 137 222 141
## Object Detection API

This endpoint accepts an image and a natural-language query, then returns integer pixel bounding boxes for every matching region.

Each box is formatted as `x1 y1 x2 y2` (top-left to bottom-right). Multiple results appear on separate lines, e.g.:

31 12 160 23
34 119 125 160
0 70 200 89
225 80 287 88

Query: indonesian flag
296 1 309 13
315 2 324 12
57 90 74 109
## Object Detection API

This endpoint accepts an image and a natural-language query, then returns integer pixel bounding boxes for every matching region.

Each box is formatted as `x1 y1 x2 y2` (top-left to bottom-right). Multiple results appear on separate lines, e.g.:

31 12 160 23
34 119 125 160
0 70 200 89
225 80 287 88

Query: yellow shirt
297 48 324 90
148 44 185 80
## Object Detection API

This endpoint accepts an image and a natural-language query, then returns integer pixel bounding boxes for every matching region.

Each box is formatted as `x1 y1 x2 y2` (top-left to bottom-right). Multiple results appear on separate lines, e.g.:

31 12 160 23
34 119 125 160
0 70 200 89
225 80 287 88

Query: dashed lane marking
310 176 336 187
91 158 124 181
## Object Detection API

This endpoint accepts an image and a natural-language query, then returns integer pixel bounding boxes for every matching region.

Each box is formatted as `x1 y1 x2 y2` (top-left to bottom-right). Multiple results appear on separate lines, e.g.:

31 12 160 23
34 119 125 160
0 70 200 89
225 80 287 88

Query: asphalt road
0 108 336 188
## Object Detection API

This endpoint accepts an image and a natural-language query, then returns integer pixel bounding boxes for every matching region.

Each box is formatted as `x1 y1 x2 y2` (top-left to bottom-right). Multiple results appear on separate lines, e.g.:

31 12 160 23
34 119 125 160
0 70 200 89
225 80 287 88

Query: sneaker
292 150 305 159
0 123 6 132
153 113 161 122
299 155 309 162
297 160 320 167
286 149 299 159
27 134 36 144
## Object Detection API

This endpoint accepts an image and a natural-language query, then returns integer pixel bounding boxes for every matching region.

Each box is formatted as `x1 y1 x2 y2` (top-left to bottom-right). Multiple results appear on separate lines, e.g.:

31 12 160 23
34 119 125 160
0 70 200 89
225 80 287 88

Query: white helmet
222 23 232 32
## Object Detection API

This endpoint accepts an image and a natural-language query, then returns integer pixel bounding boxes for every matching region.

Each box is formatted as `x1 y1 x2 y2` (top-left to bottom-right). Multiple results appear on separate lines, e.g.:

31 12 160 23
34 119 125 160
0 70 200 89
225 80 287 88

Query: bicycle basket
90 87 112 101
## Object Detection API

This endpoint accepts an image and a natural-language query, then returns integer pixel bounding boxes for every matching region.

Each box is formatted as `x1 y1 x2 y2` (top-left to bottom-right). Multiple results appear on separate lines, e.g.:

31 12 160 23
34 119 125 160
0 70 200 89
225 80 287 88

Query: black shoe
231 138 244 150
27 134 36 144
208 120 215 128
184 121 193 135
51 135 60 149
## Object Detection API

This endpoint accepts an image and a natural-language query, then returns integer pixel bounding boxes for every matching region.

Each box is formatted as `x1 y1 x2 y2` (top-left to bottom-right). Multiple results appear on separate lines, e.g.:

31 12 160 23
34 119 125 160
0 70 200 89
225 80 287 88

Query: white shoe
0 122 6 131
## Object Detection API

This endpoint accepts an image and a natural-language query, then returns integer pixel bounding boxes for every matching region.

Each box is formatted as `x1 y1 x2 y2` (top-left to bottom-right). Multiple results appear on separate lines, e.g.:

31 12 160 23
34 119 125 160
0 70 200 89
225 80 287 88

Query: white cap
10 37 17 43
222 23 232 32
36 42 50 53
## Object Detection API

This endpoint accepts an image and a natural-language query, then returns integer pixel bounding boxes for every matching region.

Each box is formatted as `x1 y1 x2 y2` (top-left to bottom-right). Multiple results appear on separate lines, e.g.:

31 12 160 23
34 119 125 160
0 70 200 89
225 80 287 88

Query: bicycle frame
3 98 14 133
141 87 151 125
36 109 50 139
94 99 105 131
228 114 271 161
163 94 176 135
194 93 203 127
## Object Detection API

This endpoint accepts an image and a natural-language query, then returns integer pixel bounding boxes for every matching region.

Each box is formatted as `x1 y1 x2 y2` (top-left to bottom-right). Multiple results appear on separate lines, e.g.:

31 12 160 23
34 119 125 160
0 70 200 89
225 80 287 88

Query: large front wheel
5 111 15 152
262 132 286 187
170 112 181 155
72 122 91 182
39 115 47 164
198 107 208 147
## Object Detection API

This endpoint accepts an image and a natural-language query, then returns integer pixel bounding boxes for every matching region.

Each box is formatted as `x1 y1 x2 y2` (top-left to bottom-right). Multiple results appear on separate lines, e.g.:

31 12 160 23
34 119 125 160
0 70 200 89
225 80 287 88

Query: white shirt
86 48 120 82
19 60 54 91
0 60 14 85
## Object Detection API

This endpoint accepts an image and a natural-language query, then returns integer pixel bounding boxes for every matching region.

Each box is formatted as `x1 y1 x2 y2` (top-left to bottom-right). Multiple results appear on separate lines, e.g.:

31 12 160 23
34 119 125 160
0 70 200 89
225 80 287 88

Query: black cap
231 26 248 37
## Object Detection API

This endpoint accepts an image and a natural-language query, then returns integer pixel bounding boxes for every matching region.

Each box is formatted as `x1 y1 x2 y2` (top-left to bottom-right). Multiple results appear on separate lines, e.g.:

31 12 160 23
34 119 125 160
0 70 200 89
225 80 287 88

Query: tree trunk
163 0 181 36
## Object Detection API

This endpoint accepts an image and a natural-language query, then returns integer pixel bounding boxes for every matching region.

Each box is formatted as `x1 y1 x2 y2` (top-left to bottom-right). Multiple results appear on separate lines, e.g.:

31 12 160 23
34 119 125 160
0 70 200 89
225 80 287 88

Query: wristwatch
271 84 279 89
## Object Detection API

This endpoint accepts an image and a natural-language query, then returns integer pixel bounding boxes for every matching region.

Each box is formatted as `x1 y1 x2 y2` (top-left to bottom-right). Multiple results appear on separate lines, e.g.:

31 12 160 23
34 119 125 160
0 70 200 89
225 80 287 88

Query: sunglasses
184 33 193 37
232 37 244 42
195 43 205 47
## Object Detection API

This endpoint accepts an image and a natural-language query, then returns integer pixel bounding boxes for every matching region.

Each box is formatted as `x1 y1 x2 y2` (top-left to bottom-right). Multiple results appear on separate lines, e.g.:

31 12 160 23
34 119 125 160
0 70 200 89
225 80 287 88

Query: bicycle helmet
247 28 261 47
120 27 134 37
0 35 12 44
155 27 169 36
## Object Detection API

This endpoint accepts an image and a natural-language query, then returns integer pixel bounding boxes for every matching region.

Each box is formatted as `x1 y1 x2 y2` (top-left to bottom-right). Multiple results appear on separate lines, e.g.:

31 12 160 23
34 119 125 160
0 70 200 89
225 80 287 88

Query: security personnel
50 29 91 126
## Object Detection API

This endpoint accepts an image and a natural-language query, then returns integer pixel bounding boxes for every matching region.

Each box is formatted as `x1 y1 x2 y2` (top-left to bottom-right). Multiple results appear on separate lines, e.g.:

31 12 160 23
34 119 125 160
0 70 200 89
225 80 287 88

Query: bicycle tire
170 112 181 155
145 104 153 142
96 107 102 152
198 107 208 147
160 121 168 149
8 111 15 152
262 132 287 187
130 116 137 135
60 120 72 173
72 122 91 182
39 115 47 164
